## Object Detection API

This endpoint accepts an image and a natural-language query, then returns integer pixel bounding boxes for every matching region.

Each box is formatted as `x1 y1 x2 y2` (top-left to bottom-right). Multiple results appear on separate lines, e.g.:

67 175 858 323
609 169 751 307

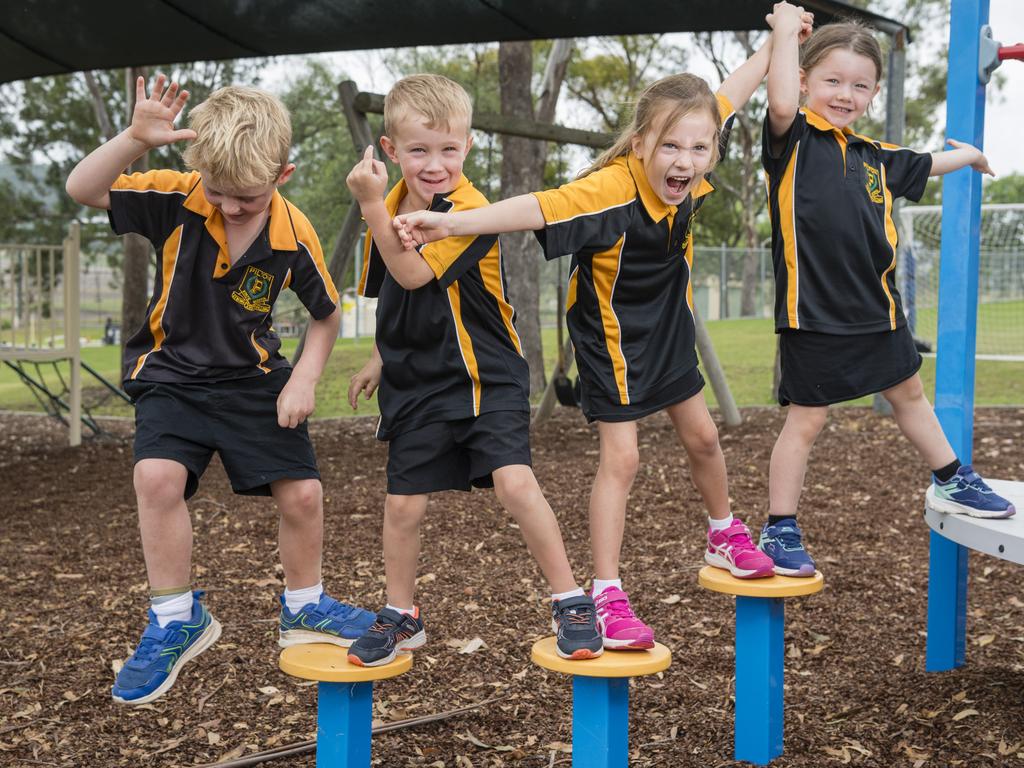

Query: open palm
127 74 197 149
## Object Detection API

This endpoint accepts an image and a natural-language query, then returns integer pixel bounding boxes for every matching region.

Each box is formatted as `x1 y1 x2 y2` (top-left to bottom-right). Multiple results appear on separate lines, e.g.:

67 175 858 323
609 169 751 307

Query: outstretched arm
394 194 545 249
346 146 436 290
66 74 196 209
765 2 811 143
929 139 995 178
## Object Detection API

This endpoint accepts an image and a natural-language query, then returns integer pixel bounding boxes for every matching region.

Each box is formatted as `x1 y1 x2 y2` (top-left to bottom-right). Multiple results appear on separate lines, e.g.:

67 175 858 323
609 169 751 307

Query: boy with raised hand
66 75 374 705
344 74 601 665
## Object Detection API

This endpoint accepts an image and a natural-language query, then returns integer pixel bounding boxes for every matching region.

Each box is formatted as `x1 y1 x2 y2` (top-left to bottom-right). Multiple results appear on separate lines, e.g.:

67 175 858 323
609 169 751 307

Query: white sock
709 514 734 532
385 603 416 616
284 582 323 614
552 587 585 602
591 578 622 597
151 591 194 628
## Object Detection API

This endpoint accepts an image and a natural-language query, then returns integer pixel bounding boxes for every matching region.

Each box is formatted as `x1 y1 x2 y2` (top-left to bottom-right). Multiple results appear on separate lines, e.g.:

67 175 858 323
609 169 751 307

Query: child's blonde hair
383 74 473 137
800 22 884 83
182 86 291 190
581 73 722 178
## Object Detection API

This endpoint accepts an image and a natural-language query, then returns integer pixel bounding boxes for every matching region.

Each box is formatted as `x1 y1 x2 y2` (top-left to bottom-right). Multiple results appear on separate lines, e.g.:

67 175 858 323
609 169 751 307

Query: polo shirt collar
382 174 471 216
802 107 857 139
183 176 298 253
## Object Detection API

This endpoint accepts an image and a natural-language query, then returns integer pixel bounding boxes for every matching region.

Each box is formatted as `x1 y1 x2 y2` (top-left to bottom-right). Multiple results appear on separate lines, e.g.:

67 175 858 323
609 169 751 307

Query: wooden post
65 222 81 447
694 306 741 427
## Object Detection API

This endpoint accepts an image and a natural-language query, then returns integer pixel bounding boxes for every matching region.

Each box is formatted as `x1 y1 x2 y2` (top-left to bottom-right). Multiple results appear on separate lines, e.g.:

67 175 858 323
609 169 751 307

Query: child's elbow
398 272 434 291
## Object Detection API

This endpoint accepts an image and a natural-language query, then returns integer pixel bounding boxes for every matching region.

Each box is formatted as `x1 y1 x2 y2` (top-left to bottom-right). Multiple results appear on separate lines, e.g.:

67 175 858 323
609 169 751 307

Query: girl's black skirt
777 325 922 407
580 365 705 423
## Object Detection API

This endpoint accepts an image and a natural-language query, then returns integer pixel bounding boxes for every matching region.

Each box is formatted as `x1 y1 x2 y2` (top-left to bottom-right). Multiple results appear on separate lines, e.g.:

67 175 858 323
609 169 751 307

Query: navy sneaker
111 590 221 705
758 519 817 577
278 593 376 649
347 607 426 667
551 594 603 660
931 465 1016 519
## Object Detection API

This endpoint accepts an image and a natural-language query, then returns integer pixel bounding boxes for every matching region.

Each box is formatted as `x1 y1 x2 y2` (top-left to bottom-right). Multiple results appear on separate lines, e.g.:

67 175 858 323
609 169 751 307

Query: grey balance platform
924 479 1024 564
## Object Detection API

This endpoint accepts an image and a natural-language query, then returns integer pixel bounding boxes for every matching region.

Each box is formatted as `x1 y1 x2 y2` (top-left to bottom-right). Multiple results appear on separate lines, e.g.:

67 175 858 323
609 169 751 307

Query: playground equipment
278 644 411 767
926 0 1024 673
530 637 671 767
697 567 824 765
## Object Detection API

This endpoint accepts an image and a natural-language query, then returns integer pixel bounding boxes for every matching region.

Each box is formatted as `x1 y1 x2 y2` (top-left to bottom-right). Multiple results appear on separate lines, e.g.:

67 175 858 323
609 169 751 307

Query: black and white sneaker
347 607 426 667
551 595 603 660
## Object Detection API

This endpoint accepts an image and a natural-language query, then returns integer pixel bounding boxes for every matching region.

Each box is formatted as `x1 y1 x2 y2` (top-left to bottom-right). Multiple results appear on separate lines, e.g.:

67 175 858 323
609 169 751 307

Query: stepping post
531 637 671 767
279 644 412 767
698 567 824 765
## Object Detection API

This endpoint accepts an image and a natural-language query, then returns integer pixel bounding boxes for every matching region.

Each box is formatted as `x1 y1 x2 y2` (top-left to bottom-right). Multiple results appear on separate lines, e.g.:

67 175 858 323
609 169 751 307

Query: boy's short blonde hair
384 74 473 138
182 86 291 190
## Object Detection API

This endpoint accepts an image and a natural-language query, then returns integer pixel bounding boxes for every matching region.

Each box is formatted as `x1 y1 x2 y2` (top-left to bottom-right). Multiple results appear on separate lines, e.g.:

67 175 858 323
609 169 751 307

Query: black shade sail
1 0 908 86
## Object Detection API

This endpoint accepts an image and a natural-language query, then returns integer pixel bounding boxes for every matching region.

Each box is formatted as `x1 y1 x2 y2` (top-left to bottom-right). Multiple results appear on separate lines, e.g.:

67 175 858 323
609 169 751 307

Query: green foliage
983 173 1024 204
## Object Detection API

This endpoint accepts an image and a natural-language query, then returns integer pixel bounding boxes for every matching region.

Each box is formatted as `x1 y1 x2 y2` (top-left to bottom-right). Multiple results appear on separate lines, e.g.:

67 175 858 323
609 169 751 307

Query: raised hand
346 145 389 204
766 1 807 34
392 210 453 248
126 74 197 149
799 10 815 42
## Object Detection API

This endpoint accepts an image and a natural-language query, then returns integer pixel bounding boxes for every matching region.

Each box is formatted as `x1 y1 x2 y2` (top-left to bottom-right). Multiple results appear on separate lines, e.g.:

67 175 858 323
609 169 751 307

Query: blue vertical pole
926 0 988 673
734 596 784 765
572 676 630 768
317 681 373 768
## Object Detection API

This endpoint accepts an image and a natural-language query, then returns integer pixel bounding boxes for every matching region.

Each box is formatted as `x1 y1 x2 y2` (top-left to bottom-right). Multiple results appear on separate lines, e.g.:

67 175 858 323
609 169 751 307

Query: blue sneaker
758 520 817 577
931 465 1016 519
111 591 221 705
278 593 376 648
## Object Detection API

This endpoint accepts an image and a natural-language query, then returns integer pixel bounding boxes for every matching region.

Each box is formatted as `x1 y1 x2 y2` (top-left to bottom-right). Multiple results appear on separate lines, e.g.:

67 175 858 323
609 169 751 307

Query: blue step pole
572 676 630 767
927 0 988 673
317 681 374 767
734 596 784 765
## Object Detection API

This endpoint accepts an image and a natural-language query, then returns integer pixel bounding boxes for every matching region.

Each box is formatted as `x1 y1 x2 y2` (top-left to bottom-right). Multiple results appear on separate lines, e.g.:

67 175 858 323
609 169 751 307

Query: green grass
3 317 1024 418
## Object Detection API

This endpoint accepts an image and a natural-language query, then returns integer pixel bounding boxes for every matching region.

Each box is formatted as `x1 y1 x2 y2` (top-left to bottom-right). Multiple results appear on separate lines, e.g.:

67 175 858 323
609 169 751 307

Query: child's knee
385 495 427 528
788 407 828 442
684 420 721 459
277 479 323 522
133 461 186 506
884 375 924 405
600 443 640 484
493 466 539 507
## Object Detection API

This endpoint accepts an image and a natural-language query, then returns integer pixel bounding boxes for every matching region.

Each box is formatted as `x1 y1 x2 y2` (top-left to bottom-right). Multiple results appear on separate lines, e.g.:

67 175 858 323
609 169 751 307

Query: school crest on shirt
863 162 884 204
231 265 274 312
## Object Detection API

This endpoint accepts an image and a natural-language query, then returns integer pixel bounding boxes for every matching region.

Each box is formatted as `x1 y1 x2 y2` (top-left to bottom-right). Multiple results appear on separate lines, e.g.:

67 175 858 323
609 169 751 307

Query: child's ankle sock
552 587 585 602
151 589 194 628
708 514 734 532
385 603 417 616
591 578 621 597
933 459 962 484
284 582 323 614
768 514 797 527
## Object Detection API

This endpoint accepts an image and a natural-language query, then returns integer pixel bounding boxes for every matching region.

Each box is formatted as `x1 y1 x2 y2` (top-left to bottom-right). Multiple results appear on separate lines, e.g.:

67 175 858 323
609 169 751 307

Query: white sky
262 0 1024 176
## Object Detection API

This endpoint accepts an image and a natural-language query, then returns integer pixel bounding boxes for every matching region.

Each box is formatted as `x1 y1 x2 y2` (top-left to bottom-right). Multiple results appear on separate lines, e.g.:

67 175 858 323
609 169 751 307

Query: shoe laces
958 466 990 492
130 625 171 665
724 522 759 553
598 592 635 620
771 527 804 550
558 604 594 625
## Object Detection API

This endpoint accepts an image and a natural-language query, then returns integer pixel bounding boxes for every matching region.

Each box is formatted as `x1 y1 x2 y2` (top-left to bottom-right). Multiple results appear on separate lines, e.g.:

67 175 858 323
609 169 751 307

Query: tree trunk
121 67 150 359
498 40 572 397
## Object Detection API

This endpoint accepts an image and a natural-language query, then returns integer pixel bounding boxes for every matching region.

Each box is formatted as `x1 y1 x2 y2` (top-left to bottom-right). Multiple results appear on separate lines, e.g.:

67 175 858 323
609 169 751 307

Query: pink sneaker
705 519 775 579
593 586 655 650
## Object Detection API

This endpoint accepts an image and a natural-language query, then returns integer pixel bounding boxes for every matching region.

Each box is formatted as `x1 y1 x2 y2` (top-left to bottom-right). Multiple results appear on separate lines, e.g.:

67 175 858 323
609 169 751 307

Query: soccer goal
0 222 82 445
899 203 1024 361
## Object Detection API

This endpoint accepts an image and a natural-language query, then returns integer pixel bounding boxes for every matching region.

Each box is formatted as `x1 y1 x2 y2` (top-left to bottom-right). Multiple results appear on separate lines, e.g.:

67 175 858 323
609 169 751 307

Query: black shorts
579 366 705 423
386 410 532 495
777 325 923 406
125 369 320 499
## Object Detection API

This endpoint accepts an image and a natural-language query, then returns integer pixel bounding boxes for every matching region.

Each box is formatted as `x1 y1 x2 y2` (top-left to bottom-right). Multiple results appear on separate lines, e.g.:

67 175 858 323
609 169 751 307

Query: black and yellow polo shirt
531 94 735 407
358 175 529 440
108 170 338 384
762 108 932 334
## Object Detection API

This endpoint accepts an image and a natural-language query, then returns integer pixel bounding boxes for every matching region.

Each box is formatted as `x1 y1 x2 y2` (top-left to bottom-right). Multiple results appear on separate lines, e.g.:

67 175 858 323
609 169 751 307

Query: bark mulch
1 406 1023 767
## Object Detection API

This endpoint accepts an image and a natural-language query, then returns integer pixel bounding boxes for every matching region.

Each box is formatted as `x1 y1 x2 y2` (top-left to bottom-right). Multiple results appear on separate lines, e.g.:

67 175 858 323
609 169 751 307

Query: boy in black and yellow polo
344 74 601 665
66 76 373 706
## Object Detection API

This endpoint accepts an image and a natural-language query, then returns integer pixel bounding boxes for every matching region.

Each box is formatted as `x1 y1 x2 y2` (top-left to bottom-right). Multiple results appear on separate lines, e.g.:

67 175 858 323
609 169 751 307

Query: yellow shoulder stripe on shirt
113 169 199 194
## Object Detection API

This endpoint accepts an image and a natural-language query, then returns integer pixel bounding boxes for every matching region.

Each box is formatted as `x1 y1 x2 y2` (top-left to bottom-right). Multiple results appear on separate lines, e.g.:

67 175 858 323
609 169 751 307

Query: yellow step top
279 643 412 683
698 566 824 598
531 637 671 678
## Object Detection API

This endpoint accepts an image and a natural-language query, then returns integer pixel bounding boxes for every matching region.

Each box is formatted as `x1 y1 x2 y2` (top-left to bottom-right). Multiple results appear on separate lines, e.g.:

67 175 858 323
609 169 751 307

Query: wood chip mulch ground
2 406 1023 767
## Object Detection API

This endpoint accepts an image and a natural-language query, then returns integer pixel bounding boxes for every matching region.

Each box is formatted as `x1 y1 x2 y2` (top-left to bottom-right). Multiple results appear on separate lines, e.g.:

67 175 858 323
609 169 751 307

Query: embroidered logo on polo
231 266 274 312
863 162 883 204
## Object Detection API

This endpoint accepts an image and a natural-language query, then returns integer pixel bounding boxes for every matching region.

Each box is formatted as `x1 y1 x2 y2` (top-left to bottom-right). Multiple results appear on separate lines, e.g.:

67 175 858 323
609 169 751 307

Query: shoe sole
347 629 427 668
772 563 817 577
603 637 655 650
555 646 604 660
930 496 1016 519
705 551 774 579
278 629 364 649
112 618 222 706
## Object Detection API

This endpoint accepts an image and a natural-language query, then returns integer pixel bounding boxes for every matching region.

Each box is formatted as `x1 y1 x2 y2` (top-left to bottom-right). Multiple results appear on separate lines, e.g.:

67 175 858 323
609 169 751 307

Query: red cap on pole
998 44 1024 61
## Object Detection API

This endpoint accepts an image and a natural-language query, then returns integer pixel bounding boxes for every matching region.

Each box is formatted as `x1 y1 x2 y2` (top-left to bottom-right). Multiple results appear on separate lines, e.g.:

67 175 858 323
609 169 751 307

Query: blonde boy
344 74 601 665
66 77 373 705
